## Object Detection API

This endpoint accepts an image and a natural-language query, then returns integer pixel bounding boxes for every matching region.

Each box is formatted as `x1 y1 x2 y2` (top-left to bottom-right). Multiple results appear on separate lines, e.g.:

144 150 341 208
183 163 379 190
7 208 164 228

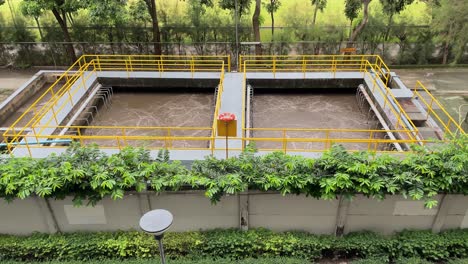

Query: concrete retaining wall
1 192 468 235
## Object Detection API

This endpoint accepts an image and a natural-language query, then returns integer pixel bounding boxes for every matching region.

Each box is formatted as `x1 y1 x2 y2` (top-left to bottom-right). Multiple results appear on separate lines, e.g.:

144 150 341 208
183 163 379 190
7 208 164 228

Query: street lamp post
235 0 239 70
139 209 174 264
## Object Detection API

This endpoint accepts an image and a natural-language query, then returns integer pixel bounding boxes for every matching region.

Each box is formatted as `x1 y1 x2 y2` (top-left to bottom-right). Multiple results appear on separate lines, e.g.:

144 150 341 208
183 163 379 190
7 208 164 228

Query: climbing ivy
0 136 467 207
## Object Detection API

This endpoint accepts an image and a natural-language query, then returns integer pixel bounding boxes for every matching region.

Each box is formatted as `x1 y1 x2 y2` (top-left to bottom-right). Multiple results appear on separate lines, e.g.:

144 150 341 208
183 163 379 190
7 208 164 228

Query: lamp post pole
235 0 239 70
155 234 166 264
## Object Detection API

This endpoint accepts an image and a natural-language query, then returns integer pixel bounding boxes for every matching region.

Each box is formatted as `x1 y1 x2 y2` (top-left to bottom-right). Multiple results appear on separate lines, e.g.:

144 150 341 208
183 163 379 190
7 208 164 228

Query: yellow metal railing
240 54 391 84
5 54 464 157
242 128 442 153
413 81 465 136
239 54 464 153
3 55 227 156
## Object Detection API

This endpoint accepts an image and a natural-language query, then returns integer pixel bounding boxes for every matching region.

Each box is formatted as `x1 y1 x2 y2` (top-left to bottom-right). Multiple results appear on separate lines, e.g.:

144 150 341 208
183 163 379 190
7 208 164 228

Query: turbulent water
251 93 380 151
86 92 214 148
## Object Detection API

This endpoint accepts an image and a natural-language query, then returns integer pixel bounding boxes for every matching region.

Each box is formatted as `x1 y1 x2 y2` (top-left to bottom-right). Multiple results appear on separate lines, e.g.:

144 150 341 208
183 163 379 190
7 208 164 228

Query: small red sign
218 112 236 121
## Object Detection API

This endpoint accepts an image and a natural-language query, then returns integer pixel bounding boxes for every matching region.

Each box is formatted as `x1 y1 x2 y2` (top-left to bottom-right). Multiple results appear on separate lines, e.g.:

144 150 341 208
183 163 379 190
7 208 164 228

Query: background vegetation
0 0 467 66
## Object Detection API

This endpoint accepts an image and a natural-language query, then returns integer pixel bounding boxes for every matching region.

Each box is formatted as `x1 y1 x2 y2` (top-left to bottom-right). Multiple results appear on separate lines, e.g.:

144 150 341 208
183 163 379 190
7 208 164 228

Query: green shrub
1 135 467 206
448 259 468 264
0 258 309 264
394 257 432 264
1 229 468 262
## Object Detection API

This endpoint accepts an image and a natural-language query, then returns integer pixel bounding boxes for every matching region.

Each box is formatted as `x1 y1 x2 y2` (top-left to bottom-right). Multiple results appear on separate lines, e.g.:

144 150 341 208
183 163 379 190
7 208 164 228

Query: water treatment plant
0 55 465 161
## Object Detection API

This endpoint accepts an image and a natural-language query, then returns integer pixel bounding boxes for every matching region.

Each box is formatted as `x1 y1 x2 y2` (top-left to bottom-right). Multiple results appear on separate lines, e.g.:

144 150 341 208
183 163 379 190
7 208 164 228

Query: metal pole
155 235 166 264
225 122 229 159
235 0 239 70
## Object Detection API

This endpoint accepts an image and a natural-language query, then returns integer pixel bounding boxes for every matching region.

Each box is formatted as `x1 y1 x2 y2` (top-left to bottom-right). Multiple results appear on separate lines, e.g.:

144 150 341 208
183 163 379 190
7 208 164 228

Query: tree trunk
349 19 353 40
252 0 262 55
349 0 371 43
312 3 319 25
34 17 44 41
51 7 77 63
270 11 275 40
442 23 453 65
384 13 394 41
144 0 162 55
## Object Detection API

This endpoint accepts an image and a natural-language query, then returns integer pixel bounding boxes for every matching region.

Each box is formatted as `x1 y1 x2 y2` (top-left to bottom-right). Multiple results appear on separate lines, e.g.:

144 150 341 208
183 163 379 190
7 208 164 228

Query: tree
432 0 468 64
252 0 261 55
380 0 414 41
142 0 162 55
22 0 82 63
311 0 327 26
219 0 252 19
20 1 46 42
86 0 128 53
263 0 281 39
346 0 372 42
345 0 362 39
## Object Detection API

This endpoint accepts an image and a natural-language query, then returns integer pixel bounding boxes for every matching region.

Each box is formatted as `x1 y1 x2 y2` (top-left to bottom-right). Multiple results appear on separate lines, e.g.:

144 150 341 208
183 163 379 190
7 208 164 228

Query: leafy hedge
0 136 467 206
2 229 468 262
0 259 306 264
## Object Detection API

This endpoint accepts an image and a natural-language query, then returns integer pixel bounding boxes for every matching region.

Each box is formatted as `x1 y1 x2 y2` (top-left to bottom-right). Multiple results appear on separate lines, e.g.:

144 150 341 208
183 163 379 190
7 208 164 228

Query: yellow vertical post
446 119 452 134
282 130 287 153
367 131 374 151
160 56 164 77
273 57 276 78
32 127 39 143
167 128 171 149
51 108 59 126
325 130 330 150
77 128 84 145
117 137 122 150
97 56 102 71
191 56 195 78
332 56 336 78
211 129 215 156
121 128 127 146
24 136 32 157
427 98 434 119
302 55 306 79
227 56 231 72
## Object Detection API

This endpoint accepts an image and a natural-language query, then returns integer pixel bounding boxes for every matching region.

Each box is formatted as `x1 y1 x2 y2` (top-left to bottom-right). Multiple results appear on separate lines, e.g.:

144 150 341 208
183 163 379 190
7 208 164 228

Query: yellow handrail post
228 56 231 72
77 128 84 145
446 119 452 134
32 127 38 143
167 128 172 148
116 137 122 150
273 56 276 78
97 56 102 71
282 130 287 153
427 98 434 119
160 56 164 77
332 56 336 78
191 56 194 78
367 131 374 151
121 128 127 146
211 128 215 156
24 136 32 157
302 55 306 79
325 130 330 150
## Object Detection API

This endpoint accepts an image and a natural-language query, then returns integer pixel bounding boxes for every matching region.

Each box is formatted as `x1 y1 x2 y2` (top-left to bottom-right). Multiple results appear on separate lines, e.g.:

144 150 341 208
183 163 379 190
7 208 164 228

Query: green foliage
0 136 467 205
0 258 307 264
345 0 362 22
2 229 468 262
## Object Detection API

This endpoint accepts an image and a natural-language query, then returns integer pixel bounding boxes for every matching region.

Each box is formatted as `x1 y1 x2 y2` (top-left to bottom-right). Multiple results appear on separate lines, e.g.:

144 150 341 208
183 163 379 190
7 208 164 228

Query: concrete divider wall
1 192 467 235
